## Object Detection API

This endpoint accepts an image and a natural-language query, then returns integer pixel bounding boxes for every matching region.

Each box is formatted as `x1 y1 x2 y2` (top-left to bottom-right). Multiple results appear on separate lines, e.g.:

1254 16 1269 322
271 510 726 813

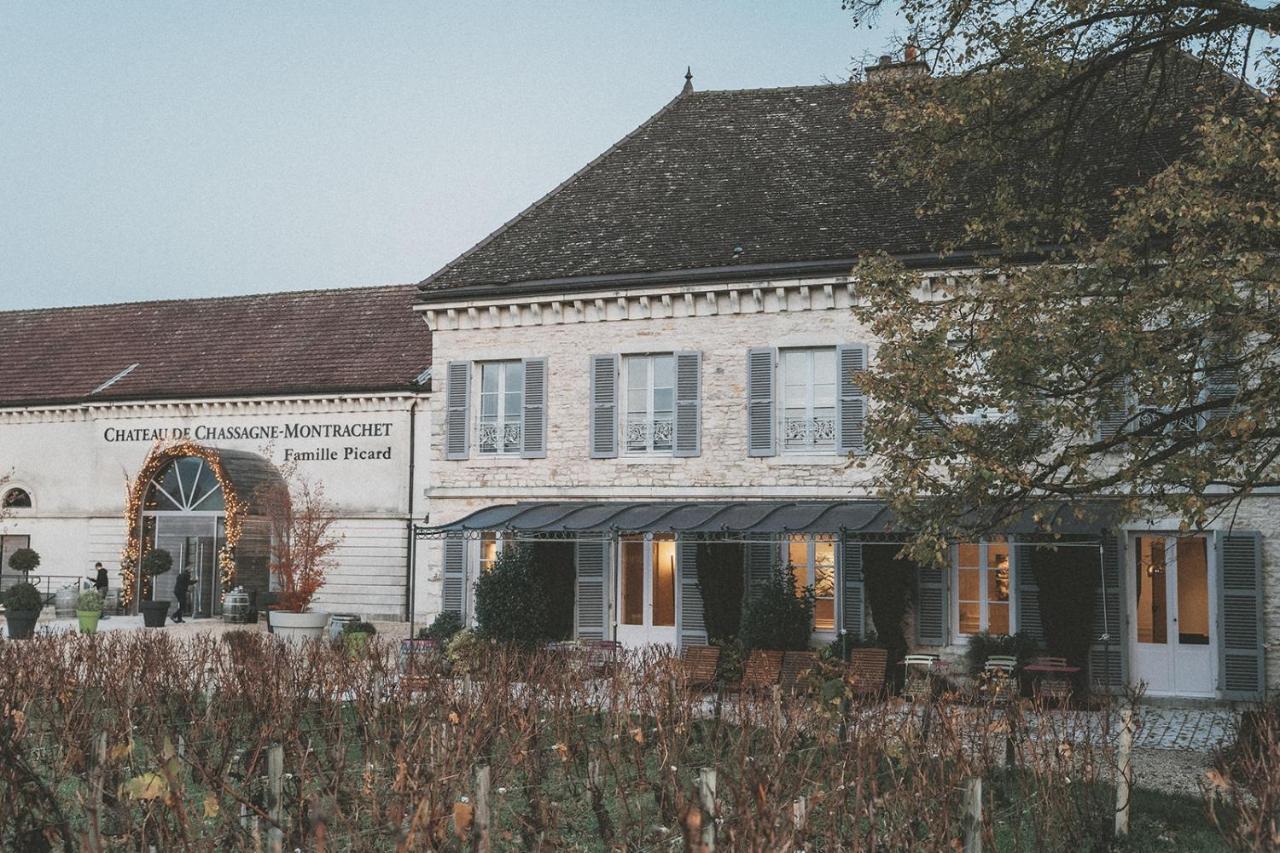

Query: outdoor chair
737 649 784 692
779 650 819 694
400 638 442 691
981 655 1019 704
901 654 939 702
586 640 622 678
1029 656 1074 703
845 647 889 699
679 644 721 691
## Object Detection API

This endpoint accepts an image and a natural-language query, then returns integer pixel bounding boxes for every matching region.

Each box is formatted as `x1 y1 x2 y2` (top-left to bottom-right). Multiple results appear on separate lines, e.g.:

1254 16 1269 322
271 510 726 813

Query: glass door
1132 535 1214 697
616 534 678 647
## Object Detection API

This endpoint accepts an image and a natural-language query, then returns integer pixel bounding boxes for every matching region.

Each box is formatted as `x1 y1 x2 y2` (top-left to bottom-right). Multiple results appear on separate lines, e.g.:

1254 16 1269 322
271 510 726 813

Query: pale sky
0 2 899 310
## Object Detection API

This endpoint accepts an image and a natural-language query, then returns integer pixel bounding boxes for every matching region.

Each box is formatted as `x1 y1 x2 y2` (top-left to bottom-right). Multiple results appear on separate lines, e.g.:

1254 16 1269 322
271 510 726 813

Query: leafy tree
841 0 1279 563
7 547 40 577
740 563 815 651
695 542 745 643
473 544 556 647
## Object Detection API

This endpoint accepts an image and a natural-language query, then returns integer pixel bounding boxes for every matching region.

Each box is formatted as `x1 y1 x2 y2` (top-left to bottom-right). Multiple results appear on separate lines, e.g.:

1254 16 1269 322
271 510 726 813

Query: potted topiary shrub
343 620 377 656
138 549 173 628
3 581 44 639
7 547 40 580
76 589 104 635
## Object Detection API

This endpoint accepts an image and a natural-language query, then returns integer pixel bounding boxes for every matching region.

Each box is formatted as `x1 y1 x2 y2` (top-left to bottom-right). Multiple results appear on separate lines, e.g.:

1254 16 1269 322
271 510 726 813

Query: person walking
172 565 193 624
91 562 108 595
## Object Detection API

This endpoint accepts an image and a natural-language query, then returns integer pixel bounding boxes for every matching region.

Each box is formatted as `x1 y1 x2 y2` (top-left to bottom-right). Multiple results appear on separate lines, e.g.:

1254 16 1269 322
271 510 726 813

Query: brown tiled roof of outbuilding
0 285 431 408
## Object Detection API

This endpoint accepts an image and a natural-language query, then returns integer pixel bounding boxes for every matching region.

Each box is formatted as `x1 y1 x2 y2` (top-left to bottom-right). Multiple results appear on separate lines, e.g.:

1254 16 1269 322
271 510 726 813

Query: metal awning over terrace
415 499 1119 542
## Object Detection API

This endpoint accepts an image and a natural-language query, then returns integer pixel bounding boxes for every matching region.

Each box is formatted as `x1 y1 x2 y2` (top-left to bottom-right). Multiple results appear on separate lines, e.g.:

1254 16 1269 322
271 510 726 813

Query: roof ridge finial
682 66 694 95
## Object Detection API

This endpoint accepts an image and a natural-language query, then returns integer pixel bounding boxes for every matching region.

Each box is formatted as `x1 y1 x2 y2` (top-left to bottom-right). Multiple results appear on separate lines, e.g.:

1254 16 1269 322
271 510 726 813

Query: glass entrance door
1132 535 1214 697
616 534 678 647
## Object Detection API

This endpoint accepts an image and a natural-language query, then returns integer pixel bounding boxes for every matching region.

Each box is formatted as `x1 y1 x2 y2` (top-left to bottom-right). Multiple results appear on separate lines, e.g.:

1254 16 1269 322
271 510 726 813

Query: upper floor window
786 534 836 633
954 540 1012 636
624 354 675 454
2 488 31 509
478 361 524 455
781 348 837 452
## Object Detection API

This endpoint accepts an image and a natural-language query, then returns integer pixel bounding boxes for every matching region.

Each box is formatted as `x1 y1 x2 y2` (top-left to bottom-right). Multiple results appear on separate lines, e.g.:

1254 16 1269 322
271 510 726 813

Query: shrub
343 620 377 636
445 628 486 674
418 610 464 643
714 637 746 682
473 544 555 646
262 476 340 612
76 590 103 612
965 631 1040 675
3 581 43 612
696 542 745 643
740 563 815 651
7 547 39 576
824 630 882 662
141 549 173 578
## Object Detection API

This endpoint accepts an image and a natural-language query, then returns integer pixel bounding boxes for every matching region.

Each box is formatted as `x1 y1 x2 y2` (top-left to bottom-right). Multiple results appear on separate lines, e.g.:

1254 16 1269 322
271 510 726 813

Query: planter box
4 609 41 639
139 600 170 628
269 611 330 645
77 610 102 635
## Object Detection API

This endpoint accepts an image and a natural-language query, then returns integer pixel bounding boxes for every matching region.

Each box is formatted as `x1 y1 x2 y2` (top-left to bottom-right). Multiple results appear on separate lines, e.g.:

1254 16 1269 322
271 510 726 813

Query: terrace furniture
400 638 442 690
679 644 722 691
901 654 939 702
779 650 820 694
738 649 784 692
845 647 889 698
1025 656 1080 703
981 655 1019 704
586 640 623 678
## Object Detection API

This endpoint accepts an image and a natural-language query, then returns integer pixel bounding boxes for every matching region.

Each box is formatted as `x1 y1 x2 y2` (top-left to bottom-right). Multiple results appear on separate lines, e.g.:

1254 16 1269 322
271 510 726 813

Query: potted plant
263 477 339 644
343 620 377 656
7 547 40 581
138 549 173 628
76 589 104 634
3 581 44 639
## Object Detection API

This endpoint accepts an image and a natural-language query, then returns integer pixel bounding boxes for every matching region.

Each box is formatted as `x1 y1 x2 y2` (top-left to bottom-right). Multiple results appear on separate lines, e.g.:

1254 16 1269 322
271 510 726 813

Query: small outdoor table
1023 661 1081 700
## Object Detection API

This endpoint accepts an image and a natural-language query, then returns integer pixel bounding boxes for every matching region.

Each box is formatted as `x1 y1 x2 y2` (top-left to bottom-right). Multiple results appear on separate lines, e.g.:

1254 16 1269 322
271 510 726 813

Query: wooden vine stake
698 767 717 852
267 744 284 853
1115 707 1134 838
473 764 491 853
962 776 982 853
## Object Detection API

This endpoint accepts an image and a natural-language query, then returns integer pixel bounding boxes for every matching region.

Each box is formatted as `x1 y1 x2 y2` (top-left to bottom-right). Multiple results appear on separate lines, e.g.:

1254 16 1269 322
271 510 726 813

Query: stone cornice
0 392 428 426
417 272 962 332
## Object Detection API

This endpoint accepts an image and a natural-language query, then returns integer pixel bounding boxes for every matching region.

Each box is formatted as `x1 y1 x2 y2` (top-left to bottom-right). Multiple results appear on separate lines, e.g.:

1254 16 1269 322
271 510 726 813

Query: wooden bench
679 644 721 691
1026 656 1077 702
779 651 819 694
846 647 889 698
738 649 784 692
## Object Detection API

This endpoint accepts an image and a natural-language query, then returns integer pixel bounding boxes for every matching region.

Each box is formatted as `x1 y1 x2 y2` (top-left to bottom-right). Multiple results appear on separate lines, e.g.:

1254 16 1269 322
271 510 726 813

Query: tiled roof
418 72 1208 298
0 285 431 407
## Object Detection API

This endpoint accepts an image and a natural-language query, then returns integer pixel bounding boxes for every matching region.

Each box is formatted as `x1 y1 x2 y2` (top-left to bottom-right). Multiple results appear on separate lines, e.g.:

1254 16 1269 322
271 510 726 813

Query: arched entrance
143 456 228 617
122 440 279 616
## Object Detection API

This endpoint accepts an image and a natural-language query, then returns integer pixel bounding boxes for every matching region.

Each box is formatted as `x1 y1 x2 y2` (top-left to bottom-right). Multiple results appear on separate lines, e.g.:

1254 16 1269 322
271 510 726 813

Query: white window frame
476 361 524 456
622 353 675 455
952 540 1016 638
783 534 837 635
778 347 837 454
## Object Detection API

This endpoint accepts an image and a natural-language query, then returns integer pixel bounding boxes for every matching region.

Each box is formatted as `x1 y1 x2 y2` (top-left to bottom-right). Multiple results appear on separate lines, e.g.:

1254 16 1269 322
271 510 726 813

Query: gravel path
1131 747 1215 797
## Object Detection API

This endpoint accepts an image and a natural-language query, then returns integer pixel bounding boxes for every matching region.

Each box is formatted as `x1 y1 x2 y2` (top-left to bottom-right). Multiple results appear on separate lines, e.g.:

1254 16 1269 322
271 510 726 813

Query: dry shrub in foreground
0 631 1214 850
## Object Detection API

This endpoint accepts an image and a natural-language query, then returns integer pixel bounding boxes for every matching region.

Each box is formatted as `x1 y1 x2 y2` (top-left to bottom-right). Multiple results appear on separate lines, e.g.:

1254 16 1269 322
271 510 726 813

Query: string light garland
119 439 249 609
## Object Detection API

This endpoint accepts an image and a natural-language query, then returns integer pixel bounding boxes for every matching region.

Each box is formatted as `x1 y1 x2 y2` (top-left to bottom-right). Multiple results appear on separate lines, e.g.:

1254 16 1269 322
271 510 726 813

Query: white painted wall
0 393 430 619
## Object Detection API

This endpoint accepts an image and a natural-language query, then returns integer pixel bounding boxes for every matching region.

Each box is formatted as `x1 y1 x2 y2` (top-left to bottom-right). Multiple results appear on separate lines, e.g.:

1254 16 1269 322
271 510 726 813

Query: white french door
1131 535 1215 697
615 534 678 647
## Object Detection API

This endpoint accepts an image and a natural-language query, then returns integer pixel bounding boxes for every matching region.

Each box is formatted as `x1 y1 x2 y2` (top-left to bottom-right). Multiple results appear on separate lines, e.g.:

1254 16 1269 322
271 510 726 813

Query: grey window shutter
1219 531 1264 700
521 357 548 458
1205 352 1240 422
441 536 466 617
1089 533 1127 690
915 562 948 646
677 537 706 647
836 344 868 455
1098 377 1130 442
747 347 776 457
444 362 471 460
744 533 775 597
1013 543 1044 644
589 354 619 459
673 351 702 458
840 536 865 640
575 539 608 640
